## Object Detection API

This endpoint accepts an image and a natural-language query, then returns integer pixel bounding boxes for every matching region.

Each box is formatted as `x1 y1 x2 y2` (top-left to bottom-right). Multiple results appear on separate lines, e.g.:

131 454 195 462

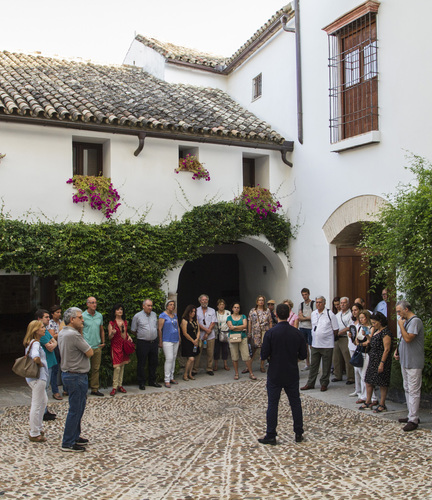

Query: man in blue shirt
82 297 105 396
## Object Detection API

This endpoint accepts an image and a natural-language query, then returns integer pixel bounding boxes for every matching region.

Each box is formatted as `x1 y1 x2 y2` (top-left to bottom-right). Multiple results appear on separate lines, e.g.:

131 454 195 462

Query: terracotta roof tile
134 4 294 73
0 51 285 145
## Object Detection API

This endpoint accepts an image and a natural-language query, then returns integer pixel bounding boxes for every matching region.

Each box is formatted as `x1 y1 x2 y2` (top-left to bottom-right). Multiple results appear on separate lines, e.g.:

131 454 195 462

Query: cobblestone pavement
1 379 432 500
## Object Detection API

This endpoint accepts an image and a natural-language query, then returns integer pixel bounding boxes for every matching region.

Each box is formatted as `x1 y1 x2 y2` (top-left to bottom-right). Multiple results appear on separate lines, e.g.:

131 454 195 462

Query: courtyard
1 374 432 500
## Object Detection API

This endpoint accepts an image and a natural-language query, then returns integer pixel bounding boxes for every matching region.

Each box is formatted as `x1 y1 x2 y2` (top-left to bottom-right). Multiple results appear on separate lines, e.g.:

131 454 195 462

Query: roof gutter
0 115 293 166
282 0 303 145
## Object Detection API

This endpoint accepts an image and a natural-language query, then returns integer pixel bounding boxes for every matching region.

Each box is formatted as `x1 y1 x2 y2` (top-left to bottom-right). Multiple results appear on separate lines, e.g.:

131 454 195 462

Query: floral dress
109 320 131 368
248 308 272 348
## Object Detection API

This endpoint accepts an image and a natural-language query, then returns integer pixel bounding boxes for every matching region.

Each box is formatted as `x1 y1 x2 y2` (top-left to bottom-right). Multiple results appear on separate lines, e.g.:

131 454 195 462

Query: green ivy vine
0 201 292 385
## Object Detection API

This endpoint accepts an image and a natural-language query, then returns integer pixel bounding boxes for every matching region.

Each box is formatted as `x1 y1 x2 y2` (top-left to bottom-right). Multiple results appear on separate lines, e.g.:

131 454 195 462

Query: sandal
29 435 47 443
224 365 230 371
241 368 248 374
359 402 373 410
52 393 63 401
249 374 257 380
170 380 178 385
110 388 116 396
117 386 127 393
183 376 190 382
234 374 239 380
373 404 387 413
260 367 267 373
164 382 171 388
188 375 195 380
355 399 366 404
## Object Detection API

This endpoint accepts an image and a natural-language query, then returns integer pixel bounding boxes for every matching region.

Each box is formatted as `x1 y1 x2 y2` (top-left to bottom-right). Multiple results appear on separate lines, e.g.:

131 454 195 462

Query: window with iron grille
252 73 262 101
324 1 379 144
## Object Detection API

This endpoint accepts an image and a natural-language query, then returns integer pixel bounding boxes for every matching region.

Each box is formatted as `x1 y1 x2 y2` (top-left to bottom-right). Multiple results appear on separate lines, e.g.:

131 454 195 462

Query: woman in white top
23 320 49 443
213 299 230 371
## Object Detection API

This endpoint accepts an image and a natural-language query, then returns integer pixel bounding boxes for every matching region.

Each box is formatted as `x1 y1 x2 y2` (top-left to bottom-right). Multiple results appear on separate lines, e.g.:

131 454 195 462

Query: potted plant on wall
235 185 282 219
175 154 210 181
66 175 121 219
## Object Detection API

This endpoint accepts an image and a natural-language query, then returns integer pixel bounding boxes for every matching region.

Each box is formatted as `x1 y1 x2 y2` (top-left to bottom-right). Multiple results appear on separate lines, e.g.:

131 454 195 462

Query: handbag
349 346 364 368
219 328 229 343
12 340 40 378
123 338 136 355
229 333 242 343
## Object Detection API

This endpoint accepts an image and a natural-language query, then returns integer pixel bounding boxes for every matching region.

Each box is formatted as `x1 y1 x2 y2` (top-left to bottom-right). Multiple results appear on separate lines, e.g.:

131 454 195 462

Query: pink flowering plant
236 185 282 219
66 175 121 219
175 154 210 181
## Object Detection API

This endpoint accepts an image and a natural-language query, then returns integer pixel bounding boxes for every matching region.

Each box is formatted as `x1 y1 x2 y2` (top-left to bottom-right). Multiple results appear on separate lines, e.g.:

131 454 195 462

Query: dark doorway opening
0 275 58 377
177 254 240 317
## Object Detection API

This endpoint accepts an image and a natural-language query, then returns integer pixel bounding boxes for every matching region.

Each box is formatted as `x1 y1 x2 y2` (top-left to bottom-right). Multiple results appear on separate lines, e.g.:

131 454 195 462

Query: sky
0 0 288 64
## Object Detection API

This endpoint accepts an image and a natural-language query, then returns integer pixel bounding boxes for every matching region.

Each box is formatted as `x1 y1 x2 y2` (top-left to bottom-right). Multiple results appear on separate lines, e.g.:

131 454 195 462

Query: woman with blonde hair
248 295 273 373
283 300 299 328
23 320 49 443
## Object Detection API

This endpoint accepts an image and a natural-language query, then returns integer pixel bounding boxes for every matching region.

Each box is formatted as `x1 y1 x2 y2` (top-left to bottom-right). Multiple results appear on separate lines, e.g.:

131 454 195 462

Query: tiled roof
0 51 285 145
134 35 226 69
134 4 294 73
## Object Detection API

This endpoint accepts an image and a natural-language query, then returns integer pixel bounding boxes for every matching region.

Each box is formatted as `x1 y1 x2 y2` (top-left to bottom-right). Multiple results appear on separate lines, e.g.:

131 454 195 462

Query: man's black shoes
90 390 104 396
43 411 56 421
258 436 277 446
295 433 304 443
149 382 162 388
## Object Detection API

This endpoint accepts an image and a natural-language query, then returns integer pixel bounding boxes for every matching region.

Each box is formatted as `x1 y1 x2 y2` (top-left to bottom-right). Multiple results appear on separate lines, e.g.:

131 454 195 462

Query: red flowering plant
175 154 210 181
66 175 121 219
235 185 282 219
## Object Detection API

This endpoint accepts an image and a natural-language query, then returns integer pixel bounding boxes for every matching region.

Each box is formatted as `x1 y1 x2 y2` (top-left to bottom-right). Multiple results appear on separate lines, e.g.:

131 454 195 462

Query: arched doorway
322 195 388 311
164 236 289 316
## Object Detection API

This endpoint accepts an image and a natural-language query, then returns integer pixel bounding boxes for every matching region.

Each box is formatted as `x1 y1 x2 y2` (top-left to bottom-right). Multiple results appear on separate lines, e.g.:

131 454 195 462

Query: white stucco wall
227 30 297 141
280 0 432 309
0 121 288 226
165 64 228 90
123 39 166 80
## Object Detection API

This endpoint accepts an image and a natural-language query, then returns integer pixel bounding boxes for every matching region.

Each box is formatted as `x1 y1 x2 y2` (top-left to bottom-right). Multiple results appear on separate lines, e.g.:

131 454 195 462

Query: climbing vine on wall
0 201 292 385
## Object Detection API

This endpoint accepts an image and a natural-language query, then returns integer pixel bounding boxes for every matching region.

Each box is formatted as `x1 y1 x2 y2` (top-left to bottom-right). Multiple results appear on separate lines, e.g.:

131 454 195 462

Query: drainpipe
282 0 303 145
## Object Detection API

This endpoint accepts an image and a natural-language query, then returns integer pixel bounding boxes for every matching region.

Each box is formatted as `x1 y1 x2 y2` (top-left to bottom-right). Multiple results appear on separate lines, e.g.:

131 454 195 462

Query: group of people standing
21 287 425 451
298 290 424 432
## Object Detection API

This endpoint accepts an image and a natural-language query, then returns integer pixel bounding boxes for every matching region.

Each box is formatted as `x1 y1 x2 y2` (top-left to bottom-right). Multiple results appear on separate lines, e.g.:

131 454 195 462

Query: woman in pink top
283 300 299 328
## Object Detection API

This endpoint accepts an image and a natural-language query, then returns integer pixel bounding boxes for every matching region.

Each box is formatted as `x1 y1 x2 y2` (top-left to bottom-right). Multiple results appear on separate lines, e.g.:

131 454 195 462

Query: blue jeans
61 372 88 447
299 328 312 346
51 362 59 394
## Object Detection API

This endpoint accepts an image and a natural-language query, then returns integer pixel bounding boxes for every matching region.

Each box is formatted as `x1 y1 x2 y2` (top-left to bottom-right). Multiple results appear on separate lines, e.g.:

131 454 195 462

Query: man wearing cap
267 300 277 326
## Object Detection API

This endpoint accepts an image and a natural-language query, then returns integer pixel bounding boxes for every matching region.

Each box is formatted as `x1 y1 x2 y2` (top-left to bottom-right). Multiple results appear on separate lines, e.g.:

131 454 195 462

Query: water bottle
203 340 207 349
193 344 198 353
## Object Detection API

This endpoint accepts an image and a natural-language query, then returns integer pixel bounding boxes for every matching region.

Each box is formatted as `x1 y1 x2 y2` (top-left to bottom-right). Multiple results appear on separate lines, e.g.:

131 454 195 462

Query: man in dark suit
258 303 307 445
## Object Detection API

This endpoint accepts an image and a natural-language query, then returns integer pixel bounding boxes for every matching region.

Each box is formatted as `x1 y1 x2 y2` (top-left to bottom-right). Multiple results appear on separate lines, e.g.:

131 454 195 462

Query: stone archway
163 235 289 314
322 194 387 310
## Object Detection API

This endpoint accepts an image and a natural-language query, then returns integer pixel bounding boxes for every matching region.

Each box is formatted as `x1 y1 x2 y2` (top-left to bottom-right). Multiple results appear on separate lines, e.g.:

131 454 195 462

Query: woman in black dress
180 305 200 381
359 312 392 413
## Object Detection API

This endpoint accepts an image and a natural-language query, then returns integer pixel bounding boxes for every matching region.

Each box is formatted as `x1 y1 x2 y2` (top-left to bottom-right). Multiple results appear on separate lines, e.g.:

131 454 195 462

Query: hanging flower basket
175 154 210 181
66 175 121 219
235 185 282 219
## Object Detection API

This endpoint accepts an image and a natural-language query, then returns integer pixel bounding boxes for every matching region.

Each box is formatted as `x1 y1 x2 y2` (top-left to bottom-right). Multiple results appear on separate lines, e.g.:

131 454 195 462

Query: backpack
301 300 315 312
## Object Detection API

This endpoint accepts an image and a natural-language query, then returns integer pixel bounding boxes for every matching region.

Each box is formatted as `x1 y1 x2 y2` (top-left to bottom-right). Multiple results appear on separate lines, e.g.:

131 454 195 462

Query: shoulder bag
12 340 40 378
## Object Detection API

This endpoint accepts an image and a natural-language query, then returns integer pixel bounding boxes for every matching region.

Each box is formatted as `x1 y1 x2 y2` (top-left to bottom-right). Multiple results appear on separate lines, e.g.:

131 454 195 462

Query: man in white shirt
301 296 338 392
193 294 217 376
332 297 355 385
374 289 388 316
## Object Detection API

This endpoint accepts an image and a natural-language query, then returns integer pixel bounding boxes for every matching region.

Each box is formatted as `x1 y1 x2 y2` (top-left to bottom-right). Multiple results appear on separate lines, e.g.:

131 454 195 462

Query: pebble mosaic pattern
1 380 431 499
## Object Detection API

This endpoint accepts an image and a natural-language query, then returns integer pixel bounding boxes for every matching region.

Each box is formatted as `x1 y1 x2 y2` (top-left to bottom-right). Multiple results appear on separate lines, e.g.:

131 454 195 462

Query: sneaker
61 444 86 452
349 392 358 397
75 437 89 446
301 365 310 371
